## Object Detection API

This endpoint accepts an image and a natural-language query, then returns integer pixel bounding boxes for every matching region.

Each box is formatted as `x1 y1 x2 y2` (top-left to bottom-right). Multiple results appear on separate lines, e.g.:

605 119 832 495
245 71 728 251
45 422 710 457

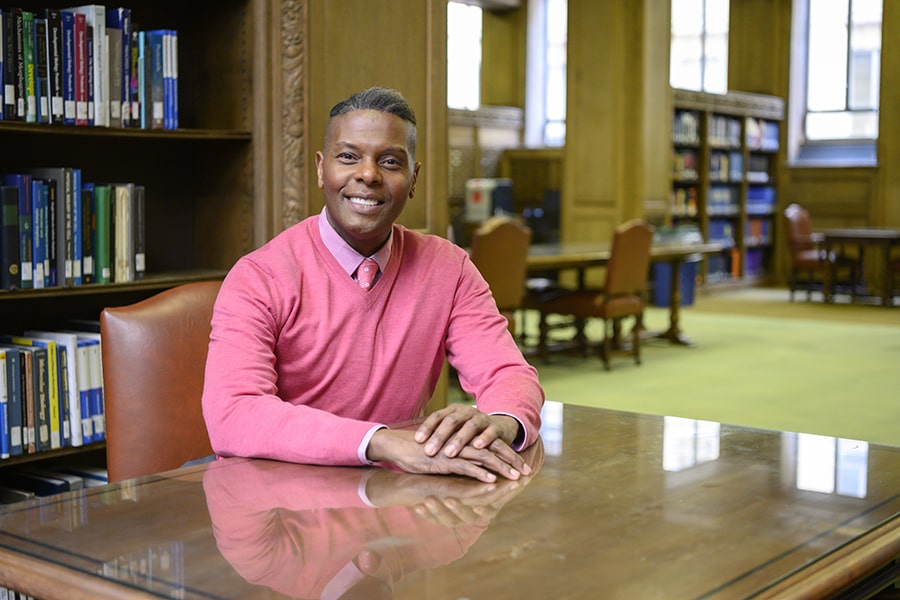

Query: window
669 0 729 94
789 0 881 165
805 0 881 141
447 2 483 111
524 0 567 147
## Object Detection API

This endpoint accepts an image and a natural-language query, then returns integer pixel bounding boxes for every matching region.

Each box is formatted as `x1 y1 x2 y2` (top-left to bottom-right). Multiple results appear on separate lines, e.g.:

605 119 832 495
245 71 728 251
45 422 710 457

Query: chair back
604 219 655 298
784 203 815 255
470 215 533 312
100 280 221 482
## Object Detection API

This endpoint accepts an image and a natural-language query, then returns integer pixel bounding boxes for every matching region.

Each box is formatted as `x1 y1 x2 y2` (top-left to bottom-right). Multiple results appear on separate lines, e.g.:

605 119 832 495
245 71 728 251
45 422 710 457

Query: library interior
0 1 898 598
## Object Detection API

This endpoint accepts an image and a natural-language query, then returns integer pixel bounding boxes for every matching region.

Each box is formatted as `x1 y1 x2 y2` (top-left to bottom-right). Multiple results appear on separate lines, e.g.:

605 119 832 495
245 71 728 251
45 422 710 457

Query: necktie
357 258 378 290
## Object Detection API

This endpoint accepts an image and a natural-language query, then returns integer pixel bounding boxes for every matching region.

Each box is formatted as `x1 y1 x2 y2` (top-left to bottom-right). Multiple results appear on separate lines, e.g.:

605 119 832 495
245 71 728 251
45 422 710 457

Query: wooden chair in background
100 281 221 482
469 215 533 335
783 203 857 302
528 219 654 370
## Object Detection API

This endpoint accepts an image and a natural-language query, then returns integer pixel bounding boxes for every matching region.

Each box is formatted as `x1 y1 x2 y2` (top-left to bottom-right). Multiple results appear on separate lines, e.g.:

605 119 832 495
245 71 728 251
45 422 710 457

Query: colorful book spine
0 350 8 459
81 183 94 284
92 183 111 283
24 330 82 448
72 11 87 126
32 15 49 124
44 8 64 124
0 185 20 290
61 10 75 125
1 10 15 120
31 178 47 288
67 5 107 127
71 168 82 285
22 11 35 123
0 174 33 289
1 347 23 456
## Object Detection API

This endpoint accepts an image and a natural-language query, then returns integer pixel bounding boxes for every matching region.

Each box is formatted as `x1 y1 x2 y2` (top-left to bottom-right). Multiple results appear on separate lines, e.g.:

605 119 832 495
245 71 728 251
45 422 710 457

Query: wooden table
527 241 723 345
821 227 900 306
0 403 897 599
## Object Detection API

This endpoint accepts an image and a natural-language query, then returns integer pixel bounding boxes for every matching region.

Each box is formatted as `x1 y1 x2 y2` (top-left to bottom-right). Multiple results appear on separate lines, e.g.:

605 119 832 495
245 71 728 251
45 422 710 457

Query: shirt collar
318 207 392 275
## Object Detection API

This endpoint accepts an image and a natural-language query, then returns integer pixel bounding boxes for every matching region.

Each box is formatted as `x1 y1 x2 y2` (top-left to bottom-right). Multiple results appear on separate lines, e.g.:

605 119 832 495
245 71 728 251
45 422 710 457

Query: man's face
316 109 420 257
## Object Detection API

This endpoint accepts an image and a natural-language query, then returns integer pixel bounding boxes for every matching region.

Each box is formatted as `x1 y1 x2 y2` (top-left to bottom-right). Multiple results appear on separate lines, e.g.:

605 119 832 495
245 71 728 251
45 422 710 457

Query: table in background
0 403 897 599
821 227 900 306
527 241 723 345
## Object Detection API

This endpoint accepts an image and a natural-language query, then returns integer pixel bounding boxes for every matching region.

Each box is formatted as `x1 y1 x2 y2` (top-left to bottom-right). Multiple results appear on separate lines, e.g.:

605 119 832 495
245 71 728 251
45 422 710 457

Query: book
106 7 130 127
66 5 107 127
61 10 75 125
85 23 93 125
73 338 94 442
145 30 164 129
129 27 140 127
31 178 47 288
112 182 133 282
71 168 82 285
133 184 145 279
43 8 64 124
0 174 33 290
0 185 20 290
81 183 94 284
23 168 73 287
1 10 16 120
0 346 23 456
92 183 111 283
0 350 9 459
22 11 35 123
71 335 103 442
106 11 122 126
0 339 53 452
24 330 83 448
72 11 87 125
0 470 68 496
12 8 25 120
8 336 63 450
32 16 49 124
0 344 36 454
0 484 34 504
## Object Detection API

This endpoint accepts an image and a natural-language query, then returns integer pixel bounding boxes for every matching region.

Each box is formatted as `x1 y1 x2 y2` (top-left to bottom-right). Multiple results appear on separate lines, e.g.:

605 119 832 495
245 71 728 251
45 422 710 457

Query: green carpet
504 288 900 448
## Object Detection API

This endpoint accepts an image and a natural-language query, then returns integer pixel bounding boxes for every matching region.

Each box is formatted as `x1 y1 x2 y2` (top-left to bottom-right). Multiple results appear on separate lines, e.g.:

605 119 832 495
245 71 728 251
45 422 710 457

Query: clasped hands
367 404 532 483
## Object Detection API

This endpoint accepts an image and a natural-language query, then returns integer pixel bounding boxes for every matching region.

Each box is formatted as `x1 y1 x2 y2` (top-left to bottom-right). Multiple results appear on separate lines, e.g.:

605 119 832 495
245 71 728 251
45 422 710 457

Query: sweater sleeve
445 255 545 449
202 255 382 466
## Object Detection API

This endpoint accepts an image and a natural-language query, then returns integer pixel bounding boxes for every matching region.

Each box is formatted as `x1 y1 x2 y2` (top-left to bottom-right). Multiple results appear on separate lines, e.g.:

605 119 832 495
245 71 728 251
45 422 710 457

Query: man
202 87 543 483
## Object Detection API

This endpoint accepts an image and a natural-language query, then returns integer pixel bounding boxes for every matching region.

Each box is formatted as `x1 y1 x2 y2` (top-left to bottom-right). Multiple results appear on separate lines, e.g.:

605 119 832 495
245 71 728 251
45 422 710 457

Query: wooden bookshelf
0 0 271 470
670 89 784 287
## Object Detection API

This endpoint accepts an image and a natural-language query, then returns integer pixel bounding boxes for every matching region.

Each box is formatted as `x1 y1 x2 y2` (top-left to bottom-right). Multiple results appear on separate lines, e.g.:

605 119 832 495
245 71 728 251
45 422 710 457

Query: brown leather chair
530 219 654 370
100 281 221 482
783 203 857 302
469 215 533 334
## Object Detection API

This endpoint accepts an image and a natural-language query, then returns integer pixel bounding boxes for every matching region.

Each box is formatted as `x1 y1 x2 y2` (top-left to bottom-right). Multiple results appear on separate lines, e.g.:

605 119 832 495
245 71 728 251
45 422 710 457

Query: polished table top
526 241 724 271
0 403 898 599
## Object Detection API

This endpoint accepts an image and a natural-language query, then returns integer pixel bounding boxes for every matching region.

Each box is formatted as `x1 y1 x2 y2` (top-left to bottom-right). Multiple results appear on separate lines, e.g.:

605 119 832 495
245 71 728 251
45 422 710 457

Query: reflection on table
0 403 897 599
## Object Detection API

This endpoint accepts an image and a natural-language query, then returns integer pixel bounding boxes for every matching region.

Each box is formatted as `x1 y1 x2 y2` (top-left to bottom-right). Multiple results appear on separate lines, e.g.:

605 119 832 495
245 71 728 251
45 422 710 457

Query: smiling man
202 87 544 483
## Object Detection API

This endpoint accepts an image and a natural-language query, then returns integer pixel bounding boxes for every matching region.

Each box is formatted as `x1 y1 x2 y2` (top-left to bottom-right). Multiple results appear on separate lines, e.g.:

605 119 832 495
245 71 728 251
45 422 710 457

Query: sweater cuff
359 424 387 465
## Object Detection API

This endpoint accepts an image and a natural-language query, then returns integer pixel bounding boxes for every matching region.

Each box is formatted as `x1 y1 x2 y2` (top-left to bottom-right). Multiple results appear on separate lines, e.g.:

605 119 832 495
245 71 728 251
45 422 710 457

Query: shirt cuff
489 411 527 451
358 424 387 465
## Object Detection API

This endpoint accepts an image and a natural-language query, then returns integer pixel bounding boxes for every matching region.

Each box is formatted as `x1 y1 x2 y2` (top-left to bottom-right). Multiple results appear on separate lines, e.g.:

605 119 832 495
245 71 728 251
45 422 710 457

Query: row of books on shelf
746 118 779 152
671 149 697 181
1 169 145 291
0 5 178 129
746 217 772 246
707 185 740 216
672 110 700 146
706 247 768 283
709 150 743 183
0 462 107 505
671 186 698 218
0 323 107 462
747 185 776 215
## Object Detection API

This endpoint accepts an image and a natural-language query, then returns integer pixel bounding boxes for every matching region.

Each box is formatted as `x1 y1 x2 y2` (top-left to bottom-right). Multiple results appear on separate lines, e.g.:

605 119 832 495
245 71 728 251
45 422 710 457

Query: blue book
31 178 47 288
2 347 23 456
0 349 11 458
76 336 104 442
144 30 165 129
0 173 33 289
61 10 76 125
71 168 82 285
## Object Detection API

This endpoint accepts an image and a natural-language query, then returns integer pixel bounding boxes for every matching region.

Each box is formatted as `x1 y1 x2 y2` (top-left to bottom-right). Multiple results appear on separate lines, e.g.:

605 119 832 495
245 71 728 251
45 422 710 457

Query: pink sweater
202 216 544 466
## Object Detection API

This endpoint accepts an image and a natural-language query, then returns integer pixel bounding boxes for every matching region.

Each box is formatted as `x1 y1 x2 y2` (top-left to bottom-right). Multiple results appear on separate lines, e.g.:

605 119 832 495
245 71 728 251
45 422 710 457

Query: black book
1 10 17 119
81 184 94 284
12 8 25 120
33 17 50 124
133 184 145 279
0 185 20 290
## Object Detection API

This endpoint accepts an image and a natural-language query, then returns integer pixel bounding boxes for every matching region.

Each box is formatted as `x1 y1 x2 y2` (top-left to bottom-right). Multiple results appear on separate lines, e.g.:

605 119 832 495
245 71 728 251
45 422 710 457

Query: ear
315 151 325 189
409 162 422 198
